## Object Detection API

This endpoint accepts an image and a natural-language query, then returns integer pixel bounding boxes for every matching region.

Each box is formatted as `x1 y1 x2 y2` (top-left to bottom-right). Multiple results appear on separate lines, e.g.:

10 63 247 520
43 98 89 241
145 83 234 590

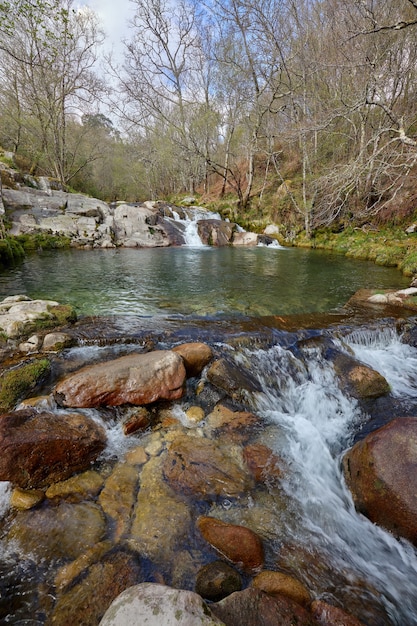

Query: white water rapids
230 327 417 625
1 325 417 623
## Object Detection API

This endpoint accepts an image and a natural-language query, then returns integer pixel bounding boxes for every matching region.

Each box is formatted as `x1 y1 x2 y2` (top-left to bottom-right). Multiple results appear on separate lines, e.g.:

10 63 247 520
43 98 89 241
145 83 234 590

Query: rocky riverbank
1 294 417 624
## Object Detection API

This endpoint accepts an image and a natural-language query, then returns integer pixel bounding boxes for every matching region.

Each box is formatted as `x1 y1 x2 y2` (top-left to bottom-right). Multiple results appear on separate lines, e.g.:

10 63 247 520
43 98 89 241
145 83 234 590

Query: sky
78 0 134 61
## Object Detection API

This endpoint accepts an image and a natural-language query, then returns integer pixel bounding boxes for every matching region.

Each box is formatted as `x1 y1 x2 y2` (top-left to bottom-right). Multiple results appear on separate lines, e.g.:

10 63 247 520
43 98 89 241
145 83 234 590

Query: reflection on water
0 247 409 317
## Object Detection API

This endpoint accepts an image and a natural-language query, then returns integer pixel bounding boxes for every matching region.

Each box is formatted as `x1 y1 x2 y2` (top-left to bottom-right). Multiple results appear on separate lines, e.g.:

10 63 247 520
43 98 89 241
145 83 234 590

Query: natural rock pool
0 246 409 317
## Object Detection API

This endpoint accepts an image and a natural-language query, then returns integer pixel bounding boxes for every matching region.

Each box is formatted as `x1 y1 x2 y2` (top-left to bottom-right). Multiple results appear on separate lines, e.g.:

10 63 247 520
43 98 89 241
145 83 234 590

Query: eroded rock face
343 417 417 544
54 350 186 408
99 583 224 626
0 409 106 488
163 434 253 499
197 516 264 574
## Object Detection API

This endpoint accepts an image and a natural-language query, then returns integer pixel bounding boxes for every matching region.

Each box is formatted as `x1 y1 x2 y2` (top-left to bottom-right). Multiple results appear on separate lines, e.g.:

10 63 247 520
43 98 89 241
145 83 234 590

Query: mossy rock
0 358 50 411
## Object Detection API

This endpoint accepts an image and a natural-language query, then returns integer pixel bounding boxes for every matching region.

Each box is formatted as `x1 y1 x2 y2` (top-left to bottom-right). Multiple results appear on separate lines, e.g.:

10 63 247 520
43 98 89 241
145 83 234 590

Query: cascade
230 332 417 624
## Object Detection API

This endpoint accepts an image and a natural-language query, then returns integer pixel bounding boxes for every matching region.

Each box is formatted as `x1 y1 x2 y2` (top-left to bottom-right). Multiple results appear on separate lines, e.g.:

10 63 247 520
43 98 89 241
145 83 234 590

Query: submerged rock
195 560 242 601
343 417 417 544
163 434 253 499
0 409 106 488
197 516 264 574
8 502 106 560
54 350 186 408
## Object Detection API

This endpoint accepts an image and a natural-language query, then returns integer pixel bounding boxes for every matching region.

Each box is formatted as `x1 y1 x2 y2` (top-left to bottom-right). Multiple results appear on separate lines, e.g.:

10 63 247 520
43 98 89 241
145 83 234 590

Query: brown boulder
163 434 253 499
332 352 390 399
343 417 417 543
210 587 316 626
0 409 106 488
54 350 186 408
311 599 366 626
197 516 264 574
173 342 213 377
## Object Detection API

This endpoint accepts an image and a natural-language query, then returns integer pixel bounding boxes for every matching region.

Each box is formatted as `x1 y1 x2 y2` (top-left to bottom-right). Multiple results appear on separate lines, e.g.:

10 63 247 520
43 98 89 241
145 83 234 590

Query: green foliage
0 237 25 268
0 358 50 410
16 233 71 251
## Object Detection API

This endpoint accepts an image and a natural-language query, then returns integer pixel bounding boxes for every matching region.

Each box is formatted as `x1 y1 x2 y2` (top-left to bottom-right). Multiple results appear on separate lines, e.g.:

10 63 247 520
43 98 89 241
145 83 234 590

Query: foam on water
233 339 417 624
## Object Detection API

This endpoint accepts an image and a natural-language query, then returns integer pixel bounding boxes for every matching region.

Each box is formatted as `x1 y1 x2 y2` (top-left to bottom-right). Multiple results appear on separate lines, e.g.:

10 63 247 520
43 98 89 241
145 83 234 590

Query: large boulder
99 583 224 626
332 350 390 400
173 342 214 377
343 417 417 544
54 350 186 408
113 203 170 247
197 219 237 246
0 408 106 488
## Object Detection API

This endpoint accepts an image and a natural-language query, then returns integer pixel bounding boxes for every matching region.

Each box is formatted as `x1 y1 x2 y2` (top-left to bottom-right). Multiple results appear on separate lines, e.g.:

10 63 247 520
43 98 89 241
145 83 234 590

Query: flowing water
1 232 417 623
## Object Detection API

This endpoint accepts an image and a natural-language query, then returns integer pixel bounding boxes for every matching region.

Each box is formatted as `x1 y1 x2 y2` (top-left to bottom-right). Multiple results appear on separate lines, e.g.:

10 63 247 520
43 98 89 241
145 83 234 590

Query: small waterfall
169 206 222 247
231 337 417 624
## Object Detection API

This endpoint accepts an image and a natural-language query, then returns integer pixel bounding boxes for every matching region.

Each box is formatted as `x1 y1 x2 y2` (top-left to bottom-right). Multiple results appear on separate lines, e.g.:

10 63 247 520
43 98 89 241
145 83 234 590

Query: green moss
0 237 25 269
16 233 71 251
0 358 50 410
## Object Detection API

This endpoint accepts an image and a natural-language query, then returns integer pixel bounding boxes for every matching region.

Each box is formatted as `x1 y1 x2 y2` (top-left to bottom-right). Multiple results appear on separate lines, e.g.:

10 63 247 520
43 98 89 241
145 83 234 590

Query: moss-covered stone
0 358 50 410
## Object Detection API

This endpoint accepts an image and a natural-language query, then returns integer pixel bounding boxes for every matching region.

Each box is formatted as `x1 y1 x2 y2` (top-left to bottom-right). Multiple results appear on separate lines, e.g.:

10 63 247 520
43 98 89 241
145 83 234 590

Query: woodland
0 0 417 237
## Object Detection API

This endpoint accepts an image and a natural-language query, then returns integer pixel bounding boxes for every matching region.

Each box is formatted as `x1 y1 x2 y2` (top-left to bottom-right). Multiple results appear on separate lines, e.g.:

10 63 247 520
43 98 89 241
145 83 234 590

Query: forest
0 0 417 236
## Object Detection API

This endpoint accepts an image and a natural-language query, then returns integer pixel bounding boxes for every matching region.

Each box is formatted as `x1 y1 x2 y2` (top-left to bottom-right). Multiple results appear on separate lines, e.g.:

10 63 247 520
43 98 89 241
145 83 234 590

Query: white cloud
76 0 134 60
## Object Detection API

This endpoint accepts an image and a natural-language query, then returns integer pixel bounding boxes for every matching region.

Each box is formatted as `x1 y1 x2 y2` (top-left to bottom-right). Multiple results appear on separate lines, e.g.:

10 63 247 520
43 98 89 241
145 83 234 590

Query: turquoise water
0 246 409 317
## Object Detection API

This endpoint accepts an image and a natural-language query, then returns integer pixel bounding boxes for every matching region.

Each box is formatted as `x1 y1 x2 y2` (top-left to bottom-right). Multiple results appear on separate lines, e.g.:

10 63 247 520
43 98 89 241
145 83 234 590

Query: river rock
42 332 74 351
343 417 417 544
0 409 106 488
0 295 77 339
195 560 242 601
49 550 142 626
54 540 113 592
243 443 284 485
173 342 214 377
45 470 104 502
10 487 44 510
205 403 261 443
122 407 151 435
163 434 253 499
197 219 237 246
197 516 264 574
8 502 106 560
210 587 316 626
99 583 224 626
232 231 258 246
54 350 186 408
128 454 192 563
332 351 390 399
252 571 311 607
99 462 139 542
206 358 262 403
311 600 366 626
